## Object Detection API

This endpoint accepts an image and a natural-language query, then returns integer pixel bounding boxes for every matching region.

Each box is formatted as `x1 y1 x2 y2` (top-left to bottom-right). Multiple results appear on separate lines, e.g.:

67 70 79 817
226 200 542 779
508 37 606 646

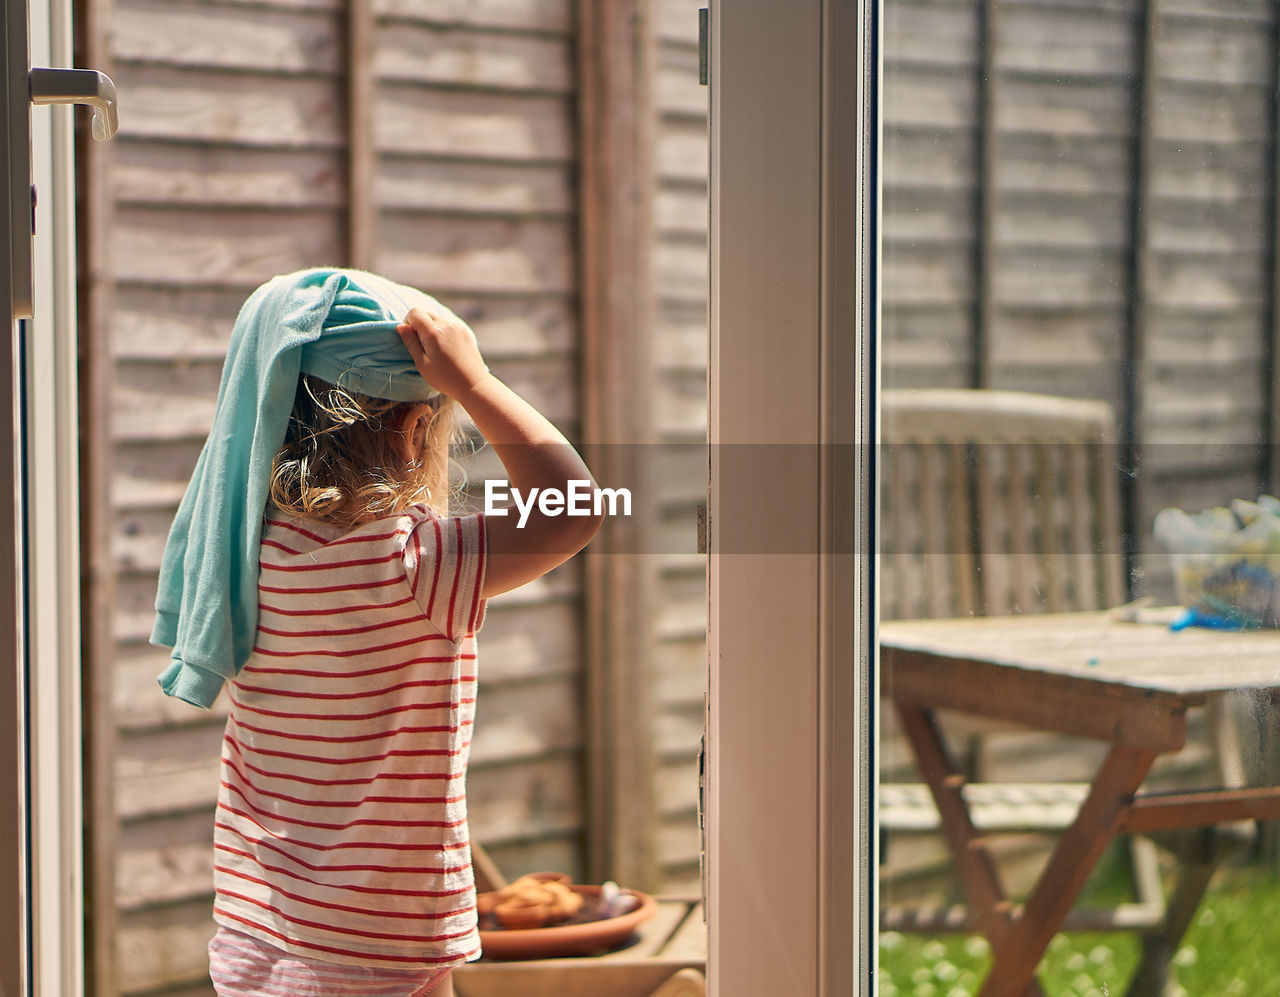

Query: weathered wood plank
113 208 345 288
376 84 573 161
655 187 708 241
995 135 1135 196
114 0 342 73
117 897 216 995
111 284 244 360
884 67 978 130
112 358 221 445
997 4 1135 79
655 122 708 184
651 444 705 507
117 808 214 912
654 0 701 46
653 241 709 304
480 836 583 884
468 679 582 765
182 0 340 10
655 49 705 121
374 20 572 92
885 1 979 70
996 76 1133 138
883 249 976 307
653 309 707 371
116 722 223 822
1146 253 1266 310
1148 199 1268 253
1152 86 1273 145
995 250 1130 307
1150 150 1271 202
654 638 704 708
1157 18 1275 87
373 0 573 34
656 818 701 870
112 65 343 147
652 370 708 439
884 128 977 191
467 754 584 844
655 758 699 817
997 194 1131 251
114 141 345 209
378 157 574 215
111 284 577 362
374 214 576 295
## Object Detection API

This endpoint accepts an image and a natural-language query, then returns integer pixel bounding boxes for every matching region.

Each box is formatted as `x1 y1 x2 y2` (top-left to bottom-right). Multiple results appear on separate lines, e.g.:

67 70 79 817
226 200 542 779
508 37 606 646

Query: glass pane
879 0 1280 992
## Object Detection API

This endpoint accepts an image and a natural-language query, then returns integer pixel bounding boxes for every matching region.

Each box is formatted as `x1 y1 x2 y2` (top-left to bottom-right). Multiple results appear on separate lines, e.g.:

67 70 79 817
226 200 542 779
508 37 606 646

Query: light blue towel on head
151 267 460 708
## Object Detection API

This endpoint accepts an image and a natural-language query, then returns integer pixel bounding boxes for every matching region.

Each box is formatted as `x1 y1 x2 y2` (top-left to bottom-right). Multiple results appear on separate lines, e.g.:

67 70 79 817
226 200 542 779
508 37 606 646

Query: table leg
894 703 1044 997
978 743 1159 997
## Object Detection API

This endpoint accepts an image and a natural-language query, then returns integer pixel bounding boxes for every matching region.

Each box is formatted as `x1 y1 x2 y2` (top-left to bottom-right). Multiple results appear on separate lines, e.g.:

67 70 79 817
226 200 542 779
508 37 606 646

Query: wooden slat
113 142 346 209
464 754 586 844
373 214 576 296
81 0 122 990
375 84 573 161
112 208 346 288
374 20 573 92
655 52 706 120
885 1 979 70
110 285 579 362
348 0 376 268
885 648 1190 752
997 4 1134 79
116 897 217 995
578 0 661 900
116 809 215 912
116 723 223 821
884 67 978 131
373 0 574 34
378 158 574 216
1124 785 1280 832
654 0 702 47
112 64 344 147
654 121 708 183
113 0 342 73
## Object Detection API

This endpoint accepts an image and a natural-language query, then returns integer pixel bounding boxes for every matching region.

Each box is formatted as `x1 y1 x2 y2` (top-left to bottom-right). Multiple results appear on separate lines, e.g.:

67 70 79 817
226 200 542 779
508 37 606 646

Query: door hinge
696 502 708 554
698 9 709 86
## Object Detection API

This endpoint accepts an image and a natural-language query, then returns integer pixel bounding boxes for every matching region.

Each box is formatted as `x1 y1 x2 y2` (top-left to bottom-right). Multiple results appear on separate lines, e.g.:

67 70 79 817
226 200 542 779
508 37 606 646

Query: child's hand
396 306 490 400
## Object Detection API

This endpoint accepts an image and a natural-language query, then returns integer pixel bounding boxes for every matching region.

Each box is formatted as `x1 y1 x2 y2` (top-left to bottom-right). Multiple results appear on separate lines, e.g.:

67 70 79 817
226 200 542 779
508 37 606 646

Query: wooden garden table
880 609 1280 997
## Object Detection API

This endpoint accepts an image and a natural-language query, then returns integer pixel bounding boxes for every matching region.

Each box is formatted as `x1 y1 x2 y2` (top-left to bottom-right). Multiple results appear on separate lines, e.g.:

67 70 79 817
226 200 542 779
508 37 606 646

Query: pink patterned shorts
209 926 456 997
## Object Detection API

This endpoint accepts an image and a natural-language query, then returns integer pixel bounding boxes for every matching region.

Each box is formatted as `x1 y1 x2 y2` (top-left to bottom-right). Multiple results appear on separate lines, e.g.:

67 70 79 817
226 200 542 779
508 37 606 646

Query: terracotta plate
477 885 658 961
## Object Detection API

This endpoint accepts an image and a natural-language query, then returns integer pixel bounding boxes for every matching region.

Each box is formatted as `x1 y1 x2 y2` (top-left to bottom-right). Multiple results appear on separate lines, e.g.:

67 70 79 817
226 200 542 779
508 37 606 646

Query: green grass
878 864 1280 996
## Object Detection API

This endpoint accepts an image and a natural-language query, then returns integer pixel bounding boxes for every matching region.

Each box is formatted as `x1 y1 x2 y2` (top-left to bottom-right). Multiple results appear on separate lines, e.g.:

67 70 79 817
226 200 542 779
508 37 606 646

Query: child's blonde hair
269 374 455 528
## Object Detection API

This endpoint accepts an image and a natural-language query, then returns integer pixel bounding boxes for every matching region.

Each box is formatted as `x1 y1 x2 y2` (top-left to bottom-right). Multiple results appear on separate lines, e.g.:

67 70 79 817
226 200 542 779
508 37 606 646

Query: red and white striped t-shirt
212 504 487 970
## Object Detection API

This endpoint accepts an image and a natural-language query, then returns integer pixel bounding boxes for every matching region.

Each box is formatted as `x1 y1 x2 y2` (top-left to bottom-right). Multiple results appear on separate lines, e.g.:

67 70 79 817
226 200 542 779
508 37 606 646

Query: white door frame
706 1 874 995
27 0 85 993
3 0 85 993
1 0 31 989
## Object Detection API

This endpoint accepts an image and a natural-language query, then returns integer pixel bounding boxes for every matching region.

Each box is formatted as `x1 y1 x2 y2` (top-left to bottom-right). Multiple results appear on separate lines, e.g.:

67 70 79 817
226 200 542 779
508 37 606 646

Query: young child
151 269 601 996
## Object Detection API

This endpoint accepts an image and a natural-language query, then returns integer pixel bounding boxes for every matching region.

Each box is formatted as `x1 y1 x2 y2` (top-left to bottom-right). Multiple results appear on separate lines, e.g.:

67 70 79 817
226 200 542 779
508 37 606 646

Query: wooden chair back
879 389 1124 620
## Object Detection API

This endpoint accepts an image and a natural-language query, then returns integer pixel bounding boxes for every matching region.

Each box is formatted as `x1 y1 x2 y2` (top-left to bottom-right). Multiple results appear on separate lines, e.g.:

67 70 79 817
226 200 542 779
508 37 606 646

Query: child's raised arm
397 307 603 597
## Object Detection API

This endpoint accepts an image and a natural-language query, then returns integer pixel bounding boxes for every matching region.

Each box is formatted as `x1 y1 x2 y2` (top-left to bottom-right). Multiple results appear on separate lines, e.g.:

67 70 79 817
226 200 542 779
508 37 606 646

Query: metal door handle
29 67 117 140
